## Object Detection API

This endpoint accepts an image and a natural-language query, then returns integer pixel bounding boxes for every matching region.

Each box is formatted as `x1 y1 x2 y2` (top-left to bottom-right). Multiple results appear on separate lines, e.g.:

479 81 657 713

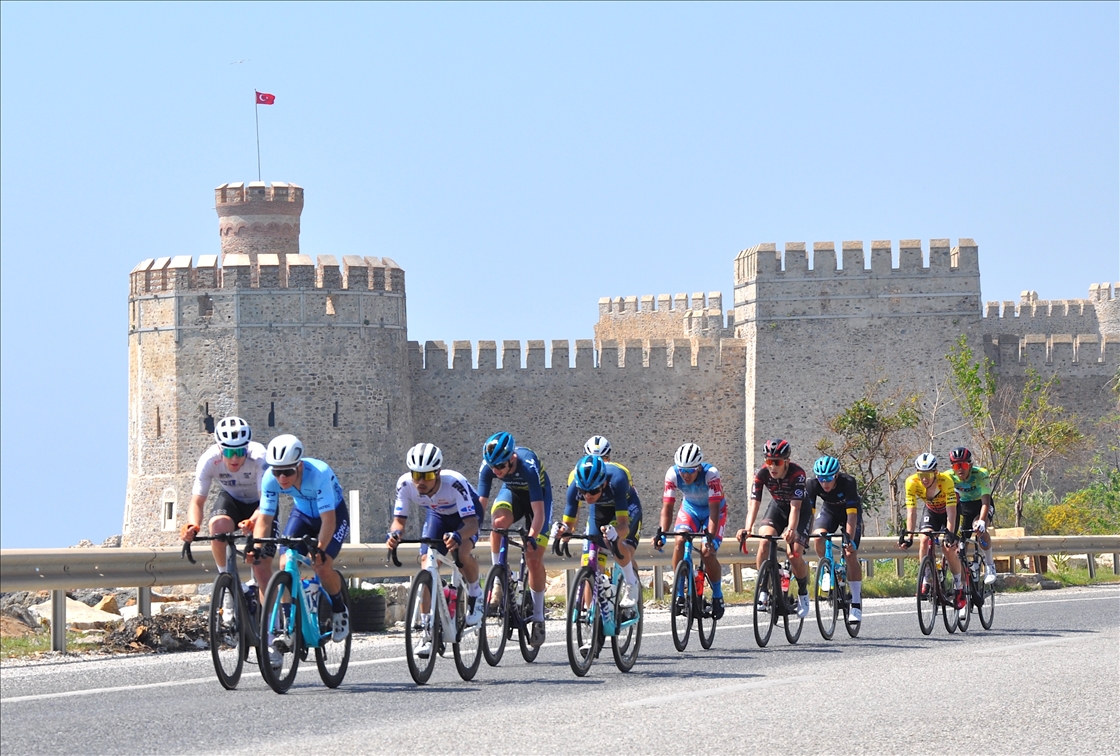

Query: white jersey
192 442 269 504
393 470 480 520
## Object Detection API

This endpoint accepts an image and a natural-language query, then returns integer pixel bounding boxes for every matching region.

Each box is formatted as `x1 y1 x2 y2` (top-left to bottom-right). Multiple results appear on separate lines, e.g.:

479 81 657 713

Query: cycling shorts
590 501 642 548
283 500 350 559
673 499 727 551
421 509 480 556
812 504 863 549
955 500 991 538
920 507 955 543
491 485 553 546
211 491 277 558
758 499 812 548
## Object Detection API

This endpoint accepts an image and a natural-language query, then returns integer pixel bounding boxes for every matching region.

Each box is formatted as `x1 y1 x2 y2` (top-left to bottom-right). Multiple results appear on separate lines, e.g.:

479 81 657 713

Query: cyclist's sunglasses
273 467 298 478
579 484 605 496
951 462 971 471
411 470 439 482
222 447 247 459
490 459 514 472
817 474 837 483
765 457 786 465
677 465 700 474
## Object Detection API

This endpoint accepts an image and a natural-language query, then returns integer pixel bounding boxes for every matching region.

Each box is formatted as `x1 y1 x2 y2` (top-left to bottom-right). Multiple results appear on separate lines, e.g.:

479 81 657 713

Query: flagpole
254 94 262 181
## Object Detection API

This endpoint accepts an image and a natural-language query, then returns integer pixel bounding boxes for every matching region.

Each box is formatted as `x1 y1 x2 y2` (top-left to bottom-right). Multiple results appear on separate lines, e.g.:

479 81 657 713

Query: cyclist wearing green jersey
949 447 997 584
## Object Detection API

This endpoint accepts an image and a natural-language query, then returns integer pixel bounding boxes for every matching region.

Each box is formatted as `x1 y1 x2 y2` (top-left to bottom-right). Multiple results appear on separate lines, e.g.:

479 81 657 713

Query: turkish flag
255 91 276 105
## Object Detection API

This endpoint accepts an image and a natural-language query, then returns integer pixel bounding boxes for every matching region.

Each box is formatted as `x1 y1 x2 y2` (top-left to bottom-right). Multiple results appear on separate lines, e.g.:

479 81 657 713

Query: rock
159 632 183 651
103 614 208 653
28 596 126 630
1040 579 1063 590
70 539 95 548
94 595 121 615
69 589 105 607
100 535 122 548
1 615 39 639
2 604 40 630
545 574 567 598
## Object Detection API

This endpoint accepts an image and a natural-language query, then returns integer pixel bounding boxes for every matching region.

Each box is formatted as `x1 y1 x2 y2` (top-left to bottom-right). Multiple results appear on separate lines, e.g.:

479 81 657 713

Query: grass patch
1 630 82 659
1044 566 1120 587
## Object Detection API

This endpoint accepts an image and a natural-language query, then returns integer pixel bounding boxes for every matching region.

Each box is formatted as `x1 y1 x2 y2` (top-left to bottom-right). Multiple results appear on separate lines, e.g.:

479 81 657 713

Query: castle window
155 406 162 438
161 488 177 531
201 403 214 433
268 401 275 427
326 295 336 316
198 294 214 317
332 401 339 428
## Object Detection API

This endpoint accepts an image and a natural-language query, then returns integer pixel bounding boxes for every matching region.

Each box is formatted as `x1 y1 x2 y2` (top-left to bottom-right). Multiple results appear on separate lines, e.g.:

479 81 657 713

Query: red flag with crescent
255 91 276 105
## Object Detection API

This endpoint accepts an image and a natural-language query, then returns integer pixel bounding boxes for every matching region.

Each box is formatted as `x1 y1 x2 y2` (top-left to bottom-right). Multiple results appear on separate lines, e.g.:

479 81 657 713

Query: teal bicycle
811 532 860 640
655 528 717 652
255 535 352 693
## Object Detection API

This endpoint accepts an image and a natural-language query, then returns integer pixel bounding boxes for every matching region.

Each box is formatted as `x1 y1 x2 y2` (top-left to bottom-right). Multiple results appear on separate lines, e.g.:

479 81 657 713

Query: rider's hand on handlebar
443 531 462 550
386 530 402 549
180 523 199 542
897 533 913 549
652 531 665 550
237 518 254 535
975 520 987 534
601 524 618 542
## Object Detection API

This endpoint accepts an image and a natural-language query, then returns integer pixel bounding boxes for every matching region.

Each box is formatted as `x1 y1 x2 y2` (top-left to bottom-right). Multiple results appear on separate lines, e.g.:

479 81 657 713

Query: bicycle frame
742 534 795 617
556 534 635 638
181 533 261 647
493 528 531 636
274 543 330 649
392 538 465 646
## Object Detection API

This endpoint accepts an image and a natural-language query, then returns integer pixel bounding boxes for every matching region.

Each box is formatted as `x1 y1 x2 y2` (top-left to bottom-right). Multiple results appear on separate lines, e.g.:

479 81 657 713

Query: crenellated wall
216 181 304 264
593 292 733 342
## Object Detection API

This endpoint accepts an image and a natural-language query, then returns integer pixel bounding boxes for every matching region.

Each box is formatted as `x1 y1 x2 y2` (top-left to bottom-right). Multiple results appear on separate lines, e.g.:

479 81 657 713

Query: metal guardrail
3 535 1118 652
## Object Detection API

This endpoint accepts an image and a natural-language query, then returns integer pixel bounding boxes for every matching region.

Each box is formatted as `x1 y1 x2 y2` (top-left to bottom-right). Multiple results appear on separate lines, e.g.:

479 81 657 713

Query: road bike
182 532 263 689
390 537 482 684
956 529 996 631
904 529 962 636
254 535 352 693
810 531 860 640
739 533 803 647
654 528 717 651
480 528 538 666
554 532 643 676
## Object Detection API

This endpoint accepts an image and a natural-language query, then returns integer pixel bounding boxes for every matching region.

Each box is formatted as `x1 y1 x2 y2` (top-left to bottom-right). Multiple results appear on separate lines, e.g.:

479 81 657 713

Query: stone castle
123 182 1120 545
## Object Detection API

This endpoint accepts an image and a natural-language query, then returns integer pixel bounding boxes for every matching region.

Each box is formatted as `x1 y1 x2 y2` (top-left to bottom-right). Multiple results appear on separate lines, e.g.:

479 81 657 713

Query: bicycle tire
670 564 693 652
209 573 244 689
814 559 837 641
782 564 803 645
696 566 716 650
453 583 483 681
841 571 861 638
566 566 598 677
916 557 937 636
753 561 777 648
517 579 540 663
940 561 958 634
258 570 301 693
979 562 996 630
957 566 973 633
314 571 351 688
611 569 643 672
481 565 510 666
405 570 439 685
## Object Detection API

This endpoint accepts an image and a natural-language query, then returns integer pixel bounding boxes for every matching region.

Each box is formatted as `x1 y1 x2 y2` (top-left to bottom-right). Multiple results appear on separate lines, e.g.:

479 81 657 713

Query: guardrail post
864 559 875 579
653 566 663 600
138 586 152 617
1113 553 1119 576
565 569 575 600
732 563 743 593
896 558 905 578
1008 556 1017 575
50 589 66 652
1086 553 1097 579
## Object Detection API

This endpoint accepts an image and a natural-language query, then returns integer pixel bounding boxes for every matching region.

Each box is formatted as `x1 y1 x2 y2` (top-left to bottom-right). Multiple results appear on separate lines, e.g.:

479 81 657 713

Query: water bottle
695 566 705 596
243 585 259 619
820 569 832 592
780 565 791 593
596 572 614 622
303 577 321 616
445 585 457 619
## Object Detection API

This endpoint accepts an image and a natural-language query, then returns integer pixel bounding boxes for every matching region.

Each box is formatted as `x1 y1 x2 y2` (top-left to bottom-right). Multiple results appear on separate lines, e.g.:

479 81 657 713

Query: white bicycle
390 537 482 684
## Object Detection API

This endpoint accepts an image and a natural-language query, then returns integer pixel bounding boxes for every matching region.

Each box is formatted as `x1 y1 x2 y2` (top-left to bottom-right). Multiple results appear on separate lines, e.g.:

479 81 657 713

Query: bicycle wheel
258 570 301 694
814 559 837 641
314 572 351 688
209 573 244 689
405 570 439 685
481 565 509 666
612 571 643 672
979 561 996 630
916 557 937 636
566 566 599 677
517 579 540 663
957 568 973 633
842 573 861 638
753 561 777 648
670 564 693 652
453 584 483 681
696 567 716 650
940 562 958 634
782 568 803 645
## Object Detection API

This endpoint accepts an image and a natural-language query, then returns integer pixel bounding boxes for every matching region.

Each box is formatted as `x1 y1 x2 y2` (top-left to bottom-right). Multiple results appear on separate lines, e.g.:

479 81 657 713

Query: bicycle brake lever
389 545 401 567
562 539 572 559
181 541 196 564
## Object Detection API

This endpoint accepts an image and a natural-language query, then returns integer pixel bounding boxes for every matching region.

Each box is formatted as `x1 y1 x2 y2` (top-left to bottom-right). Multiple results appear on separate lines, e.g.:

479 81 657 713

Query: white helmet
675 443 703 469
407 443 443 473
214 416 251 449
915 452 938 472
584 435 611 457
267 434 304 467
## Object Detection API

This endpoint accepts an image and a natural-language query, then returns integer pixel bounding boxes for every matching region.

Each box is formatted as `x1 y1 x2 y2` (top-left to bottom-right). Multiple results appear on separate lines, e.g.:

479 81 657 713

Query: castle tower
124 182 413 546
216 181 304 266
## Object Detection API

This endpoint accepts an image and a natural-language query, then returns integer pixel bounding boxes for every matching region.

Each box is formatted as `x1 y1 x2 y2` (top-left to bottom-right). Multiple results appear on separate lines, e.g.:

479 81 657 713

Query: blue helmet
813 456 840 479
483 431 516 466
574 454 607 491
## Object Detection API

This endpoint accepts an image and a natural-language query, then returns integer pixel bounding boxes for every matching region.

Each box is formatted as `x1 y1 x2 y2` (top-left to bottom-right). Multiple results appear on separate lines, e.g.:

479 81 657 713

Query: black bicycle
182 532 262 690
903 529 961 636
480 528 539 666
956 529 996 631
739 533 804 647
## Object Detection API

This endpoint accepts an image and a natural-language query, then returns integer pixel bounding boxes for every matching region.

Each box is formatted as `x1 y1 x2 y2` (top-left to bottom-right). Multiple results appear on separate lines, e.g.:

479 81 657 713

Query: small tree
816 380 922 535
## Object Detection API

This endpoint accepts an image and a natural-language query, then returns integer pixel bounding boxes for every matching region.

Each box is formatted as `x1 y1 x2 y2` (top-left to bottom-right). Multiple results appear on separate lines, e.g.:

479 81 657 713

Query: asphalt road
2 585 1117 755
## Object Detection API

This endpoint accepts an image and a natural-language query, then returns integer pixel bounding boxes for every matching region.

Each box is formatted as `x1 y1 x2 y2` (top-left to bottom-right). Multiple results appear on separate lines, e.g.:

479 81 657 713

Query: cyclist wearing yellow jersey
899 453 965 611
949 446 997 585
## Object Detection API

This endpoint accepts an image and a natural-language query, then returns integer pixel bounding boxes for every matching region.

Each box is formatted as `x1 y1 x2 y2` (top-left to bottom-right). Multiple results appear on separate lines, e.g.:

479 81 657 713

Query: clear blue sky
2 2 1117 548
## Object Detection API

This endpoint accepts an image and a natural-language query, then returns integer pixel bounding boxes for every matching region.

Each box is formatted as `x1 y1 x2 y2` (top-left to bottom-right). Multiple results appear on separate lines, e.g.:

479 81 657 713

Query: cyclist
252 434 351 648
948 446 997 585
737 439 812 619
655 443 728 620
180 416 276 607
899 452 965 612
806 456 865 622
477 431 553 648
388 443 485 656
557 454 643 619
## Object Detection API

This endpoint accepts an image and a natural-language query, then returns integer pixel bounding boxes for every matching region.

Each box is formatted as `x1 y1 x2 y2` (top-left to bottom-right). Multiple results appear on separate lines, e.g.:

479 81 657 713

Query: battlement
593 291 731 341
980 283 1116 336
988 332 1120 371
215 181 304 213
409 337 746 372
129 254 405 295
734 238 980 282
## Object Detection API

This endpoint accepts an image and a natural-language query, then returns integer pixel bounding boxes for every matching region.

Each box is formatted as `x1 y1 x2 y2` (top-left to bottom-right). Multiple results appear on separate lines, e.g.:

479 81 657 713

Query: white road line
973 636 1080 654
2 677 212 703
624 675 815 707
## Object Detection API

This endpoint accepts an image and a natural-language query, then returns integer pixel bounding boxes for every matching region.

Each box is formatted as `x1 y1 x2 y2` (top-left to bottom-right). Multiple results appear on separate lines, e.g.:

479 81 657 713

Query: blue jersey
260 458 344 519
478 447 550 501
663 462 725 514
564 461 639 525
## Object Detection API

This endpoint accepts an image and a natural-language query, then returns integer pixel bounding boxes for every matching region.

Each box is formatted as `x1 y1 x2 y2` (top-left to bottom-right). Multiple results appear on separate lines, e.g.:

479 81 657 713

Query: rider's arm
184 494 207 539
660 469 678 533
457 515 479 543
529 500 545 541
388 516 407 541
979 493 993 523
563 481 580 530
845 510 858 549
316 509 336 555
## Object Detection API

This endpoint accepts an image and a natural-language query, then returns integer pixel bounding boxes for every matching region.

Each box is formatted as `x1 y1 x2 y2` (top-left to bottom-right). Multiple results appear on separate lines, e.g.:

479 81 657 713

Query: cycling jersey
950 466 992 503
260 458 344 519
478 447 550 502
564 461 640 526
192 442 268 503
804 473 862 516
663 463 724 513
751 462 807 506
394 470 482 522
905 472 958 513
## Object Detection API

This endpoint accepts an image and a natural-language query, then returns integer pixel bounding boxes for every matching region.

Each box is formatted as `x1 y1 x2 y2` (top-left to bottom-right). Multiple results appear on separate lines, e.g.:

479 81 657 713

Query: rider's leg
700 543 721 596
489 491 515 565
945 542 963 584
208 515 235 570
756 525 778 572
812 527 827 560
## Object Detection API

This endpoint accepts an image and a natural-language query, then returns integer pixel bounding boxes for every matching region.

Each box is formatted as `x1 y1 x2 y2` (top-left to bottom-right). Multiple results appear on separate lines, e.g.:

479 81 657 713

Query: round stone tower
216 181 304 264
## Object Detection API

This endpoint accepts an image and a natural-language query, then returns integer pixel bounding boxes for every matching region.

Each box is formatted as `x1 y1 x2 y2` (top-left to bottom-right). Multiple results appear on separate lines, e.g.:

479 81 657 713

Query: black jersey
804 473 862 515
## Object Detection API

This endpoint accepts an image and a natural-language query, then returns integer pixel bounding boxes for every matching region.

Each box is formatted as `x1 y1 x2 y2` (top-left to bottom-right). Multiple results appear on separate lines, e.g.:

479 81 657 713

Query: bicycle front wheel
815 559 837 641
940 563 958 634
842 574 861 638
453 584 482 681
670 565 693 652
259 570 301 694
566 566 598 677
753 561 777 648
916 557 937 636
405 570 439 685
696 567 716 650
612 570 643 672
782 570 803 645
957 568 973 633
209 573 244 689
516 579 540 663
314 571 351 688
979 563 996 630
481 565 509 666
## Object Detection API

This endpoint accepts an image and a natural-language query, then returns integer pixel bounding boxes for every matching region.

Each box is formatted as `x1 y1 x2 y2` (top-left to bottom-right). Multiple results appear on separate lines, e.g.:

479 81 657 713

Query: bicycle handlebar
388 538 464 569
553 531 623 561
180 532 256 565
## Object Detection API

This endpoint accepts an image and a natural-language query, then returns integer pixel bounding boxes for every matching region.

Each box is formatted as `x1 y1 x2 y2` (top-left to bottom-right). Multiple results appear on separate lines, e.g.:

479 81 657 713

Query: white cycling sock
531 589 545 621
982 545 995 568
623 562 638 588
491 551 501 566
468 581 482 598
216 563 229 574
850 580 862 604
953 574 962 589
421 612 431 629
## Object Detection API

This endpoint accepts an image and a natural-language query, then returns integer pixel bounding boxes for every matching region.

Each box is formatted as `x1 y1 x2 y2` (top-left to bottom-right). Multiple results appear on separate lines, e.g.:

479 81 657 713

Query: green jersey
950 465 992 503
